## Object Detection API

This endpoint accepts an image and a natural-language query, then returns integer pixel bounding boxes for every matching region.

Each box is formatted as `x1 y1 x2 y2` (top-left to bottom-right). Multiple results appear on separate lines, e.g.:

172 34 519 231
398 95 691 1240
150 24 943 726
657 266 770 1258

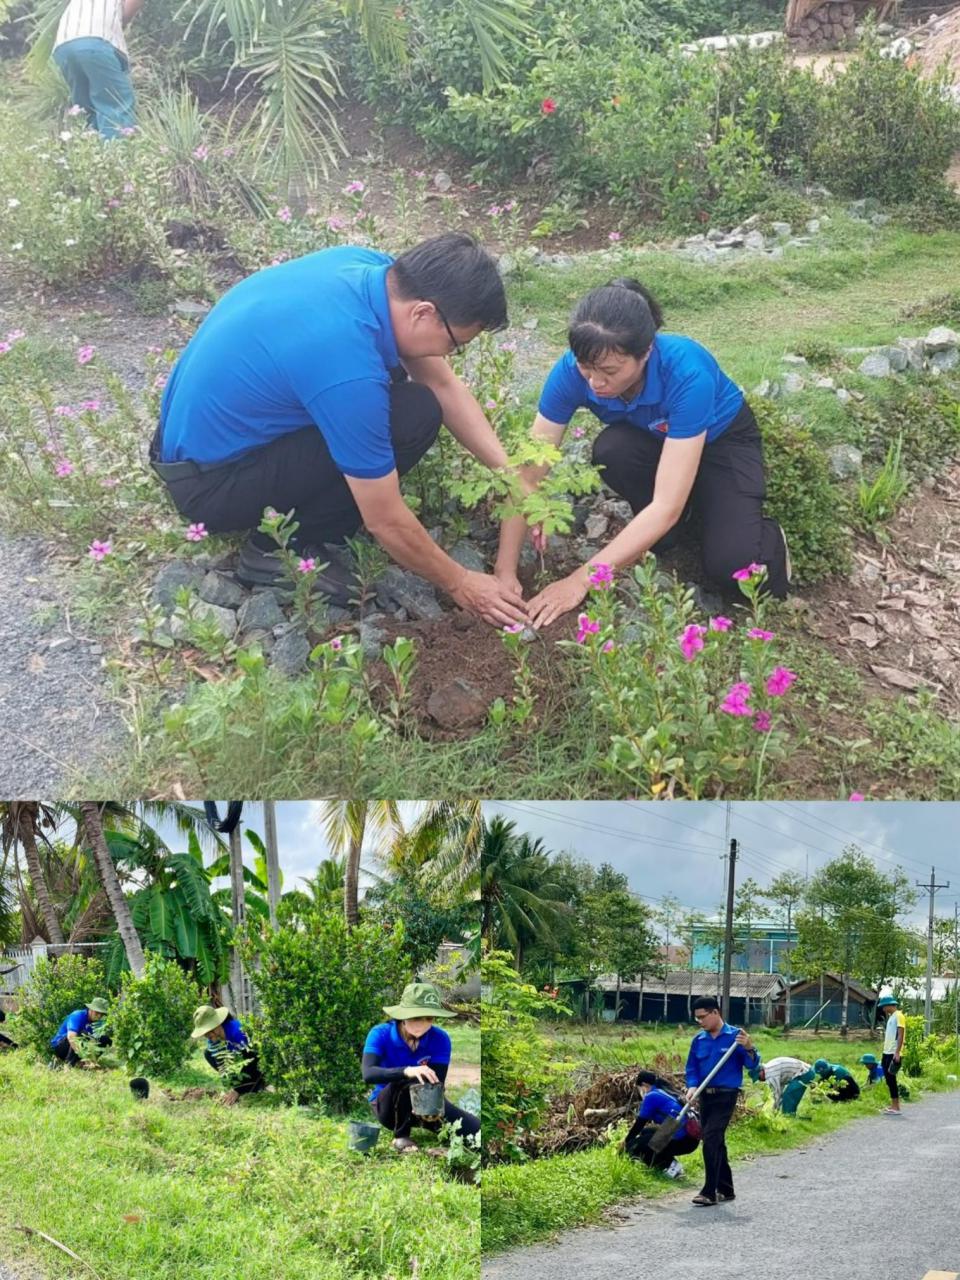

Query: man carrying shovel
682 995 760 1207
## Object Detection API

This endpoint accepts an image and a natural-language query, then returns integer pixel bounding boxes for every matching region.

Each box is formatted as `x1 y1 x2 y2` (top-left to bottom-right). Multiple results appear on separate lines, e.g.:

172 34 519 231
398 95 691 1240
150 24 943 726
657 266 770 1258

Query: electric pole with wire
722 838 738 1017
916 866 950 1036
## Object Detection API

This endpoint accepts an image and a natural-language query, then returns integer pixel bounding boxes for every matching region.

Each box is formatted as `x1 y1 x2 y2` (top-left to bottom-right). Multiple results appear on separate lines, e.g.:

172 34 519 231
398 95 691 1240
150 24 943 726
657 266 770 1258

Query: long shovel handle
675 1037 744 1123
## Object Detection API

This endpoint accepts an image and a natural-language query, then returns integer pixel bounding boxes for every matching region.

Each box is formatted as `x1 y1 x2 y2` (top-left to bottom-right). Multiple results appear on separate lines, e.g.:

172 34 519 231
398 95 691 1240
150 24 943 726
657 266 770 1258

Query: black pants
153 380 442 550
624 1119 700 1170
881 1053 900 1102
591 400 789 599
0 1031 18 1050
52 1038 82 1067
371 1080 480 1140
204 1047 267 1095
827 1076 860 1103
698 1087 740 1199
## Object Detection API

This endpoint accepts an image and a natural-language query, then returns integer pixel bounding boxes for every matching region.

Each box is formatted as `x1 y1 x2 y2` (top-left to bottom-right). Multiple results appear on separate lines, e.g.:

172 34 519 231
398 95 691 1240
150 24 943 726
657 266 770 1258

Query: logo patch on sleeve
651 419 669 434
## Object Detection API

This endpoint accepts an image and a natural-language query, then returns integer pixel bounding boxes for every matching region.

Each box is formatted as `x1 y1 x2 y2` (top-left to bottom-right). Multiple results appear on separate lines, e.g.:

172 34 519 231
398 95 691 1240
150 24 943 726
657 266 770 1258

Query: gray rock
551 253 575 269
753 378 775 398
896 338 926 371
327 605 352 624
827 443 863 479
787 237 813 247
835 388 853 404
858 353 891 378
518 626 539 644
359 613 389 659
781 354 808 365
870 213 891 227
714 235 744 250
770 221 792 238
858 560 883 587
781 372 805 394
522 317 539 330
497 253 516 277
584 512 609 540
170 600 237 642
433 170 453 192
237 590 285 632
173 299 211 317
519 542 539 569
923 326 959 352
427 678 488 730
805 218 821 235
879 345 909 373
603 499 635 523
448 541 486 573
706 228 725 242
744 230 766 251
767 245 785 260
200 570 247 610
692 585 724 615
271 626 311 675
151 561 204 612
815 375 836 390
683 234 708 249
930 347 960 372
376 566 445 620
240 627 275 655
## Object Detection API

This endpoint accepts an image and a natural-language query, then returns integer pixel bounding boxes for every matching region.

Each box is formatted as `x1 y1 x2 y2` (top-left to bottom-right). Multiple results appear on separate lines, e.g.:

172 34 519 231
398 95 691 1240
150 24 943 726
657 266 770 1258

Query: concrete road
483 1091 960 1280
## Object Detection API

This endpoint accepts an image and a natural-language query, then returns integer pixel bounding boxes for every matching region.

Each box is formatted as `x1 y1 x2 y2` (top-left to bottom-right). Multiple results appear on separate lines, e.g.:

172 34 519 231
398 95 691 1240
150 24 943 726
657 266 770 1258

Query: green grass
0 1051 478 1280
481 1022 960 1253
450 1023 481 1066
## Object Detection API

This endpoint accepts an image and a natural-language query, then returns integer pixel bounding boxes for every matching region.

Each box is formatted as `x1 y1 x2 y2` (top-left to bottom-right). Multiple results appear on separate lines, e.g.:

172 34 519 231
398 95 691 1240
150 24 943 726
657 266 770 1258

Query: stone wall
790 1 859 49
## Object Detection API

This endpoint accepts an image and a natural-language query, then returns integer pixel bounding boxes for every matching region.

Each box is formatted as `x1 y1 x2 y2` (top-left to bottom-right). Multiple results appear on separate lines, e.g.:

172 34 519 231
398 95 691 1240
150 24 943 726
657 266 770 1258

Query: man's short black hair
390 232 508 332
692 995 721 1014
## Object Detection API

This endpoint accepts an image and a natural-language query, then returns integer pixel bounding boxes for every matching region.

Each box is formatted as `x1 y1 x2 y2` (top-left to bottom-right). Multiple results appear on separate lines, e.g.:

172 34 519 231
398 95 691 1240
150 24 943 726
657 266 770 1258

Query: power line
762 801 956 878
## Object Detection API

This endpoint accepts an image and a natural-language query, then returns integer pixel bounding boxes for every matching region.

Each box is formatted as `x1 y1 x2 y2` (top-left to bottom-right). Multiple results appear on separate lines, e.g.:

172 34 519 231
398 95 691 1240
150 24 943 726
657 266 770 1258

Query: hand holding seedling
405 1064 440 1084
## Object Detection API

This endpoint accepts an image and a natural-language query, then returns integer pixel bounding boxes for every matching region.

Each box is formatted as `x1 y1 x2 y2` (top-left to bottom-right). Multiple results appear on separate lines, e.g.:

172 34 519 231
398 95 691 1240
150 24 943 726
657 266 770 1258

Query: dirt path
447 1063 481 1088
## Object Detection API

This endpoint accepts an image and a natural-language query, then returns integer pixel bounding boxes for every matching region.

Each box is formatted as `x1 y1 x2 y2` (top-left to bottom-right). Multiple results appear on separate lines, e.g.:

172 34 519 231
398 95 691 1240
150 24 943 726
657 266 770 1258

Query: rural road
483 1091 960 1280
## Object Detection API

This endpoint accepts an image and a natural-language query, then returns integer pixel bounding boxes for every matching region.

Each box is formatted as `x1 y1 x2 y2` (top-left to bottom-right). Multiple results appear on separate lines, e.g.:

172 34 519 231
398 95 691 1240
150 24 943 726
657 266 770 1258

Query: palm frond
341 0 408 68
451 0 533 90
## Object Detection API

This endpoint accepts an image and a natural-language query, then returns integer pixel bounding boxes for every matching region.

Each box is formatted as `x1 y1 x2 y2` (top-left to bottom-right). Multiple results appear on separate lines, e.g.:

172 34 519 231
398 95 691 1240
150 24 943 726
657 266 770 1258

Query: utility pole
722 838 738 1019
262 801 282 929
916 866 950 1036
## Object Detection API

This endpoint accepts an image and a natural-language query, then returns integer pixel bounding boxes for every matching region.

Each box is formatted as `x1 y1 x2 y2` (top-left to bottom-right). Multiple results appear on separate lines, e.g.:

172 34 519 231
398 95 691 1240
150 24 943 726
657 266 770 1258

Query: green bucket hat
383 982 454 1021
87 998 110 1015
190 1005 230 1039
876 995 898 1008
859 1054 879 1066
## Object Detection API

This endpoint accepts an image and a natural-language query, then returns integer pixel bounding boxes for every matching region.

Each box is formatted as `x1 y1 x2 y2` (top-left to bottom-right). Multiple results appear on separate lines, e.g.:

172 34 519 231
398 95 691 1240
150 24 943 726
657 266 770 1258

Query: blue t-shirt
362 1020 452 1101
159 246 401 479
205 1015 249 1066
685 1023 760 1090
539 335 744 443
638 1086 688 1138
51 1008 93 1048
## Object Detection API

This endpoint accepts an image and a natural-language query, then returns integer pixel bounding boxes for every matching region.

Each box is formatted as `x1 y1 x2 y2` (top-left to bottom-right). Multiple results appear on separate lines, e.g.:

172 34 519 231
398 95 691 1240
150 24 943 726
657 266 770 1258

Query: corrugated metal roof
786 973 878 1001
594 970 786 999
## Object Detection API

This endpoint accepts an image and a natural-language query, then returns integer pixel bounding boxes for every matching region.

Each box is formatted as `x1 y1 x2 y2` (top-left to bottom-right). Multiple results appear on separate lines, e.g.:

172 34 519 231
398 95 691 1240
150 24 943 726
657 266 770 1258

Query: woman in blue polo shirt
190 1004 266 1095
624 1070 700 1177
495 279 790 626
362 982 479 1154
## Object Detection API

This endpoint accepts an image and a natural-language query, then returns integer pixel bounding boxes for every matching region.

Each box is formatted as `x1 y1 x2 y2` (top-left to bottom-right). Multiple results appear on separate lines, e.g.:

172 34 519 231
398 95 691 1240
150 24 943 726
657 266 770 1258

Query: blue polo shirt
363 1020 452 1101
158 246 401 479
51 1008 94 1048
539 335 743 442
686 1023 760 1090
205 1016 249 1067
638 1086 689 1137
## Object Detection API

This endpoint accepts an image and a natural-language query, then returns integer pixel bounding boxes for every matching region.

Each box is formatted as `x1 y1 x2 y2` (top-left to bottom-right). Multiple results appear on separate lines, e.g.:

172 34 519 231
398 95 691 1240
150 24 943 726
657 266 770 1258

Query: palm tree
0 802 64 946
79 802 146 977
320 802 401 926
404 801 482 904
479 816 567 970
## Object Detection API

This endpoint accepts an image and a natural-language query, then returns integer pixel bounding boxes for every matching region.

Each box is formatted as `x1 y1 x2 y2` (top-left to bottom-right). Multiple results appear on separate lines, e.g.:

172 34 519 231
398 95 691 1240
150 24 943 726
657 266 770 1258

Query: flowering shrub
565 557 798 798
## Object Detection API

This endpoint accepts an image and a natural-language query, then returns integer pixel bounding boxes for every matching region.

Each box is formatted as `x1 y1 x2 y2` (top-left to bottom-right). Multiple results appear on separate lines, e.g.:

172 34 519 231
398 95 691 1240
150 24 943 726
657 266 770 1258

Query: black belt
702 1086 740 1095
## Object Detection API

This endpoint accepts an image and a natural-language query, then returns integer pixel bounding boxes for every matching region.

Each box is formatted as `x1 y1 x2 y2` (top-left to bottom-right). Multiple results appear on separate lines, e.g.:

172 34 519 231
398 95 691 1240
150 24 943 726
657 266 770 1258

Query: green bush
754 398 852 583
15 953 110 1057
900 1013 928 1077
239 911 408 1110
849 378 960 484
110 953 199 1077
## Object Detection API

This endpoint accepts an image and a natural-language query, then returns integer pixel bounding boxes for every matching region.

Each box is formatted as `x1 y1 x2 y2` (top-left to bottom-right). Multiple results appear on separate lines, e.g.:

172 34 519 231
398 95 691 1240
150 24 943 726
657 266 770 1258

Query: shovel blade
648 1115 681 1155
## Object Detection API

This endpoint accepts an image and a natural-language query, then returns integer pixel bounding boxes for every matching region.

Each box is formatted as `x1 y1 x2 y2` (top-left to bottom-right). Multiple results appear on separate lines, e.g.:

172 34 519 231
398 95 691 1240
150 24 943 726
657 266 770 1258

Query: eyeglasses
432 301 466 356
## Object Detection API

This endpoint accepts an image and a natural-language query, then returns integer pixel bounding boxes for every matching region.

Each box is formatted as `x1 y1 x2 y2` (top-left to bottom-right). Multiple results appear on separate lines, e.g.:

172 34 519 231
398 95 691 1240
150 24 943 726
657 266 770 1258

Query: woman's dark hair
390 232 508 332
569 278 664 366
635 1069 680 1097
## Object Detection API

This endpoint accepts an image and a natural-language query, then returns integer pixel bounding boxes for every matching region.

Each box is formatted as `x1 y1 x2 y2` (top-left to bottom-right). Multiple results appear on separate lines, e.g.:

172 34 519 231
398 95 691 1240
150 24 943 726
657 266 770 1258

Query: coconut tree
0 802 64 946
480 816 567 970
403 801 483 903
319 801 401 927
79 802 146 977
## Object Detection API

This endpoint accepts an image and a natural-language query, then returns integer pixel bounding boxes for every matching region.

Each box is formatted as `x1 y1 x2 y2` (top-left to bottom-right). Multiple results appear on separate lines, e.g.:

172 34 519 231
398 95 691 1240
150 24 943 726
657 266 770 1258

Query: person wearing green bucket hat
859 1053 886 1086
362 982 480 1154
50 998 111 1068
191 1005 266 1096
877 994 906 1114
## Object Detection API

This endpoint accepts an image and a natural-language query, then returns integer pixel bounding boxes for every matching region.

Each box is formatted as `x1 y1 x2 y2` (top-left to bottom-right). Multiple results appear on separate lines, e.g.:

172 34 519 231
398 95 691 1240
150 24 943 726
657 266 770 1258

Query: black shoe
236 538 355 605
717 1193 736 1202
692 1194 717 1207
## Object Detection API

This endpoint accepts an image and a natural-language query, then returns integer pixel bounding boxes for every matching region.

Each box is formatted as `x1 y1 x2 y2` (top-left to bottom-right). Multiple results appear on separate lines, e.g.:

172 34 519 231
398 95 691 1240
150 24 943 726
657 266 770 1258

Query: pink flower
6 329 24 342
732 562 765 581
720 680 753 717
106 198 120 209
753 710 772 733
123 182 134 194
0 342 10 356
485 398 497 410
572 426 585 439
88 539 111 561
79 399 101 412
66 104 83 117
343 180 365 195
193 144 208 161
330 636 343 651
541 98 557 115
710 616 733 632
679 623 706 662
276 206 292 222
588 563 614 590
499 341 518 353
101 477 120 488
222 146 235 159
76 345 95 365
327 215 346 232
487 204 503 217
747 628 776 642
576 613 600 644
53 405 76 417
602 639 615 653
55 459 74 477
297 557 316 574
766 666 797 697
503 622 525 633
185 522 208 542
849 792 865 801
608 231 622 242
119 126 137 137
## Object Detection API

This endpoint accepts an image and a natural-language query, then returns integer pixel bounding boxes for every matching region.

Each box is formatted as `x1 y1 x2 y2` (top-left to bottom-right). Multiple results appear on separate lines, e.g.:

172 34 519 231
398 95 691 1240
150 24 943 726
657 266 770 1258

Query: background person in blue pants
685 995 760 1207
53 0 145 139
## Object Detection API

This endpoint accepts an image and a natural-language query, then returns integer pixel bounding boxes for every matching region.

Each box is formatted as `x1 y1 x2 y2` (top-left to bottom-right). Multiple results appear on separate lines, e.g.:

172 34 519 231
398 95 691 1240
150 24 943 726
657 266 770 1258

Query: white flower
7 199 19 209
59 130 73 142
10 242 22 251
64 238 77 246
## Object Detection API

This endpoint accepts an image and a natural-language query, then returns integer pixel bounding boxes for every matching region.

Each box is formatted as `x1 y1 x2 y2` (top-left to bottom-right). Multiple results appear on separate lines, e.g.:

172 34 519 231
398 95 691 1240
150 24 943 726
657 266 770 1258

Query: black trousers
624 1119 700 1170
0 1031 19 1049
698 1087 740 1199
591 400 789 598
827 1076 860 1103
52 1038 82 1066
204 1047 267 1095
881 1053 900 1102
371 1080 480 1140
153 379 442 550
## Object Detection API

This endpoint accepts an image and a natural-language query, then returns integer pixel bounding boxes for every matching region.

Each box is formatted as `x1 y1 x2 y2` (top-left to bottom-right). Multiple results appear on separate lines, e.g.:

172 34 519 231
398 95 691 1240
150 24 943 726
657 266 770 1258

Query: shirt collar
368 261 399 370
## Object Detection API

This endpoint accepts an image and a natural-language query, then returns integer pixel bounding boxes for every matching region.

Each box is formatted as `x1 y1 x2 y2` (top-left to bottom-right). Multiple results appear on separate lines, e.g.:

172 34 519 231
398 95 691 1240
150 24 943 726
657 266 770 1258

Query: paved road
484 1091 960 1280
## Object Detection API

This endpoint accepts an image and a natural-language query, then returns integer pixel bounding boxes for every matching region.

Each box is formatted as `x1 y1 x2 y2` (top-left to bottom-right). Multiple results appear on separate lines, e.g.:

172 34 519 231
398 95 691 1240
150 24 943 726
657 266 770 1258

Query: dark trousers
591 400 789 598
153 380 442 551
698 1088 739 1199
0 1031 19 1049
52 1038 82 1067
827 1076 860 1103
204 1047 266 1095
624 1119 700 1170
881 1053 900 1102
371 1081 480 1140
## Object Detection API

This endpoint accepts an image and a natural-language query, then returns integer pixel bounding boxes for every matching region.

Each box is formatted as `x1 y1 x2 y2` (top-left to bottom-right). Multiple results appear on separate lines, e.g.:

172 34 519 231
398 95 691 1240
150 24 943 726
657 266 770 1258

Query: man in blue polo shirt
152 233 529 628
50 997 110 1067
685 994 760 1207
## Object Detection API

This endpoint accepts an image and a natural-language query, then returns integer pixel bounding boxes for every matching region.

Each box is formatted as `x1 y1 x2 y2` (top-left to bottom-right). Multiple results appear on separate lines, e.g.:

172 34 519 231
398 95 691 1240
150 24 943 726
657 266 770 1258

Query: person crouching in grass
362 982 480 1154
624 1069 700 1179
49 997 111 1067
191 1004 266 1096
